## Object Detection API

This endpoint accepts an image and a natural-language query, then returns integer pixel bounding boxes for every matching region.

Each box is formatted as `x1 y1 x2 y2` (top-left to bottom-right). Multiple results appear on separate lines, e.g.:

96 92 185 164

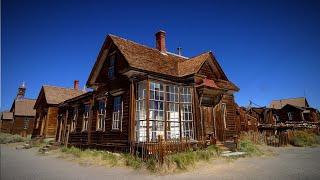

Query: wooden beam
128 79 136 142
87 94 95 145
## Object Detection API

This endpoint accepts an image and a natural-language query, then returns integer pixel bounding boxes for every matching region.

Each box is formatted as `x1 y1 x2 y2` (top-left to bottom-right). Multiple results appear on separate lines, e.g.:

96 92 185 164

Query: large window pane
181 87 194 140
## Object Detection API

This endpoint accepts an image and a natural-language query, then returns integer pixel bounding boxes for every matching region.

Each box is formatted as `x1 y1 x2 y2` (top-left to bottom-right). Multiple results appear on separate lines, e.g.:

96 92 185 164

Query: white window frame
112 96 123 130
166 84 180 140
71 107 78 132
97 99 106 131
24 118 29 130
181 87 194 140
221 103 227 129
288 112 293 121
82 104 90 131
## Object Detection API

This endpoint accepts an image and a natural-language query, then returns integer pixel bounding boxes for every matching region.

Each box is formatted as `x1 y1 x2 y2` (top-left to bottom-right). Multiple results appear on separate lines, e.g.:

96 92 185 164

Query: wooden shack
1 111 13 133
60 31 240 151
32 82 85 139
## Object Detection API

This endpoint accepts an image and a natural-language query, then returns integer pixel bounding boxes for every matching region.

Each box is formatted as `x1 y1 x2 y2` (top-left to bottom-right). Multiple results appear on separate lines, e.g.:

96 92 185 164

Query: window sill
111 129 121 132
96 129 104 132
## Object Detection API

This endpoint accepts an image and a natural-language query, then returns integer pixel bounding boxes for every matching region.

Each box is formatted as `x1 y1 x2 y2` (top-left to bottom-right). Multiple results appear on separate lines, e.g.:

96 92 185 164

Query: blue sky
1 0 320 111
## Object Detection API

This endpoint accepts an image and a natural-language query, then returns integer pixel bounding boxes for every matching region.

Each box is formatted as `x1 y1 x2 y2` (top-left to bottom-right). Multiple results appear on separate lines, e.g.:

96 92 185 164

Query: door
214 104 225 142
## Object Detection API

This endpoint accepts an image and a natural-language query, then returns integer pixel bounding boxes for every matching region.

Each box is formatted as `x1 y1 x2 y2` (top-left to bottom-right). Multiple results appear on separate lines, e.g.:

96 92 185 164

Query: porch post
129 79 136 142
63 109 69 144
87 95 95 145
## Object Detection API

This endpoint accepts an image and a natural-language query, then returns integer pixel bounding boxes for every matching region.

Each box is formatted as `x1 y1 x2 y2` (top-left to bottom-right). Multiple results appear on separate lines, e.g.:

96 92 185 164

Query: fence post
158 135 164 164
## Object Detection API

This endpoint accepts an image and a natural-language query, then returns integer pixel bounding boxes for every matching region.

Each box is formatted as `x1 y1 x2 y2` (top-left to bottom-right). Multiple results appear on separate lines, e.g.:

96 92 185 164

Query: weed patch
0 133 28 144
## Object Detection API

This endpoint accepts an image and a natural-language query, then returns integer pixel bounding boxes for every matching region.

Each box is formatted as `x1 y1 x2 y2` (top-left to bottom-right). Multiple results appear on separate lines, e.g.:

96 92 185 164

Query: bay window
135 80 194 142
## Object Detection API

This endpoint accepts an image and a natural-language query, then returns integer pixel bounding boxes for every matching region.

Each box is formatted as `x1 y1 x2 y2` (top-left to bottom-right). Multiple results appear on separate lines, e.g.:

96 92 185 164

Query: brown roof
43 86 85 104
35 86 85 108
87 34 239 91
110 35 186 77
269 97 309 109
11 99 36 117
1 111 13 120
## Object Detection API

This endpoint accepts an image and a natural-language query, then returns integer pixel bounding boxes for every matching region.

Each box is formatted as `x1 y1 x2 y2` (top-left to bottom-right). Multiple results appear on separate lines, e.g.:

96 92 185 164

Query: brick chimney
155 30 166 53
74 80 79 90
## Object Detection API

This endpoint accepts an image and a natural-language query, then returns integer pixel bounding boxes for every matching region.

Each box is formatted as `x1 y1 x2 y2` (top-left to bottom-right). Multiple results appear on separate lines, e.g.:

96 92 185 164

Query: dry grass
0 133 29 144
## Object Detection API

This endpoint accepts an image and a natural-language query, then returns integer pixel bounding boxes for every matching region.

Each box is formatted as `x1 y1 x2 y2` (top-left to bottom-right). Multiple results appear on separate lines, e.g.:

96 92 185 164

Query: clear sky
1 0 320 111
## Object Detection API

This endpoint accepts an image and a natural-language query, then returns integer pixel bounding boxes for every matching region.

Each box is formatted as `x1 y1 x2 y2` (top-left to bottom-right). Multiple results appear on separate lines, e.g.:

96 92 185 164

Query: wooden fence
130 138 208 163
240 131 289 147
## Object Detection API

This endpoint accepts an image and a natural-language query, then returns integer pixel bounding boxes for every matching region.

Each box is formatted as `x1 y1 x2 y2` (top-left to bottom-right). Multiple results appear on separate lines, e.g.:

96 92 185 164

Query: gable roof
1 111 13 120
269 97 309 109
10 99 36 117
34 85 85 108
87 34 238 91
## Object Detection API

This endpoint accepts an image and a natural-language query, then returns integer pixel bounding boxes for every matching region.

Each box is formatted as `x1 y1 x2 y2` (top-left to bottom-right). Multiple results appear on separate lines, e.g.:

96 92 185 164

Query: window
149 82 165 141
112 96 123 130
181 87 194 140
71 107 78 132
134 81 194 142
274 115 280 122
288 112 293 121
24 118 29 130
82 104 90 131
108 55 115 79
97 100 106 130
35 116 40 129
221 103 227 129
166 85 180 140
135 81 147 142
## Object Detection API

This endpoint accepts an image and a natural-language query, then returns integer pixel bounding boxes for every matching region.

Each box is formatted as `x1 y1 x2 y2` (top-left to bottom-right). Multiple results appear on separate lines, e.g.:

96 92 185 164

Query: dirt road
1 145 320 180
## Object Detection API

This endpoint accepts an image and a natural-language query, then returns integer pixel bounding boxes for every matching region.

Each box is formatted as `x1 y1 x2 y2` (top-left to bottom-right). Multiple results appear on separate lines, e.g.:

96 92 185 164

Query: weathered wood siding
44 107 59 138
1 120 13 133
11 116 35 136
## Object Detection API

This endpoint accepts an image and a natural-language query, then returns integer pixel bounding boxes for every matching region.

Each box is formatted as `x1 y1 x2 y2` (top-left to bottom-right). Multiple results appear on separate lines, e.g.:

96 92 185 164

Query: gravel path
1 144 320 180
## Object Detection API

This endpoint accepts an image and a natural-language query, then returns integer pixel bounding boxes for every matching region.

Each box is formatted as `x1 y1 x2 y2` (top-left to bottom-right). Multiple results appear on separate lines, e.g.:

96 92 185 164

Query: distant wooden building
32 82 85 139
2 83 36 137
58 31 240 150
1 111 13 133
10 98 36 137
269 97 319 123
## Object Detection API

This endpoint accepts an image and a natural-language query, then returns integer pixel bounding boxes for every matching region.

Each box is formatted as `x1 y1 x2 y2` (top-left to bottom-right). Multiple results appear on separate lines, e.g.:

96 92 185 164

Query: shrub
123 154 142 169
0 133 27 144
289 130 318 147
239 139 263 156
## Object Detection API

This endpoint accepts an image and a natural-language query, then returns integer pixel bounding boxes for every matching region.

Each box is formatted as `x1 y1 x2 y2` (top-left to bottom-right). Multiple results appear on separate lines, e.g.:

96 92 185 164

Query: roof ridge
271 97 306 101
43 85 84 92
109 34 192 59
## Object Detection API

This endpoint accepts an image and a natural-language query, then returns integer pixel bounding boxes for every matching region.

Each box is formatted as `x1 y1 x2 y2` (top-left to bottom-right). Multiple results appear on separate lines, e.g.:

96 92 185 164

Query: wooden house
2 83 36 137
269 97 319 123
60 31 240 150
10 98 36 137
32 81 85 139
1 111 13 133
